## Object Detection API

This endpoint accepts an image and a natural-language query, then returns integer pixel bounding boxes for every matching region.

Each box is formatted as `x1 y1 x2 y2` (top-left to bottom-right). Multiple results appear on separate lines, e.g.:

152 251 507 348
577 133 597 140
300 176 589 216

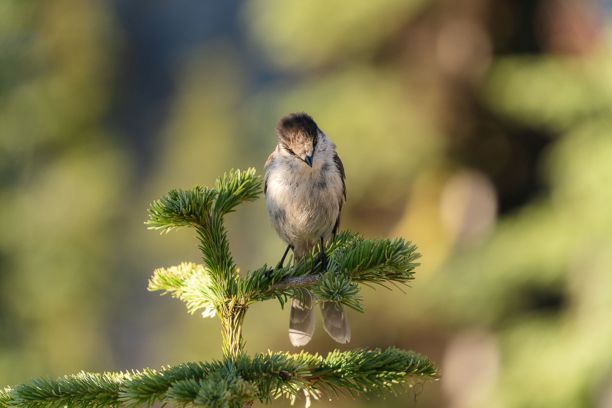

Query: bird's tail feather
289 290 315 347
321 302 351 344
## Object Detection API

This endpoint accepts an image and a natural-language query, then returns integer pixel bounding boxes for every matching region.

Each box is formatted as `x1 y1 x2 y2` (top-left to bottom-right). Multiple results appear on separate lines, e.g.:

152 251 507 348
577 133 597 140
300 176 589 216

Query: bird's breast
265 158 343 248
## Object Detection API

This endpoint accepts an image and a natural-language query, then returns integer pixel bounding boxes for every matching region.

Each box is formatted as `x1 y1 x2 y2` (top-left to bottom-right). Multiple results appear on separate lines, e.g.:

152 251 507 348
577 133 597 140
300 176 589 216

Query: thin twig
268 274 320 291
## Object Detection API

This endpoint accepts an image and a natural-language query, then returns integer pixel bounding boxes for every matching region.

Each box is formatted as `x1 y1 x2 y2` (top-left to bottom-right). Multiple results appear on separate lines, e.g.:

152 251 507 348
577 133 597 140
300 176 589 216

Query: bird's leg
265 245 293 280
276 244 293 269
318 236 328 272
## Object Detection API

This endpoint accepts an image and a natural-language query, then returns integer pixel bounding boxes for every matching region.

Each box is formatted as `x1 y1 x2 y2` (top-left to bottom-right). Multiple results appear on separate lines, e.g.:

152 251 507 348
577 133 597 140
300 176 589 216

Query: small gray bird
264 113 350 346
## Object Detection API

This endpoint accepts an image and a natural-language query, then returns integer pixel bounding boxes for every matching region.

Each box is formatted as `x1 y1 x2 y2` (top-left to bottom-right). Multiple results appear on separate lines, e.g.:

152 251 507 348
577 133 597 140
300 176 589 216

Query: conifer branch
269 275 319 291
146 168 262 300
1 349 436 408
241 232 420 311
148 263 218 317
1 168 437 407
0 389 11 407
4 372 127 408
149 233 419 315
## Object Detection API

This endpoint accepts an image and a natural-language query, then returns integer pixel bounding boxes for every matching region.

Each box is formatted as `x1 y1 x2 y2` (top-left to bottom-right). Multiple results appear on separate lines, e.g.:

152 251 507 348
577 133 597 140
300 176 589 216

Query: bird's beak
304 154 313 167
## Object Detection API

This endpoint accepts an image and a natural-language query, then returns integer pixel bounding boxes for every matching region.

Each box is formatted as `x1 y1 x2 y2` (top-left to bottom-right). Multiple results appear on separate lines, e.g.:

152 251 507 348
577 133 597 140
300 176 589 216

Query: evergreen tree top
1 168 437 408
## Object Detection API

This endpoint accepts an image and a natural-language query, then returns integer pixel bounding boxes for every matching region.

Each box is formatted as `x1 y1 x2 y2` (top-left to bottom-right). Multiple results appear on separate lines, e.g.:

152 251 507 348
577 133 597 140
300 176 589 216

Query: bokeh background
2 0 612 407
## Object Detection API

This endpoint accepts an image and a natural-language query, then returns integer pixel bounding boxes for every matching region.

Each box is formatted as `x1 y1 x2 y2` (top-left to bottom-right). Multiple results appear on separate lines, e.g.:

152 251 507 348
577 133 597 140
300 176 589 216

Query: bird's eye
285 147 296 156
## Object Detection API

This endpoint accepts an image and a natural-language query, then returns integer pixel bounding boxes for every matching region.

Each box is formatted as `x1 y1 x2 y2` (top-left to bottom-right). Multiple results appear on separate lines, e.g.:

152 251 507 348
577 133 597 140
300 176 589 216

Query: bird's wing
263 149 277 195
332 152 346 236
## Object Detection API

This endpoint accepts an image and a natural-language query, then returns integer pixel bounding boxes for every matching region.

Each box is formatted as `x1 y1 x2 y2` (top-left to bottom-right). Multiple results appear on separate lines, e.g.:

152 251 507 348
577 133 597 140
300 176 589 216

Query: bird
264 112 349 347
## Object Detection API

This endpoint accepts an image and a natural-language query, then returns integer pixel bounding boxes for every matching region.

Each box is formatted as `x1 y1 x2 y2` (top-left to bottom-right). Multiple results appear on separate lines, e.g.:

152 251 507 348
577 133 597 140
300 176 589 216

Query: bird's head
276 112 320 167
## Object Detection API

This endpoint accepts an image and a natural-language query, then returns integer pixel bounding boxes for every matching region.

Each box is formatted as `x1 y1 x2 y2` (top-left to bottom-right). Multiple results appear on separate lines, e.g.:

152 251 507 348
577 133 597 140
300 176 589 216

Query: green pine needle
148 262 218 317
145 168 261 233
242 232 420 312
119 362 212 406
5 372 127 408
0 388 12 407
214 168 263 215
145 168 262 298
1 349 437 408
146 186 217 232
1 168 436 407
312 272 363 311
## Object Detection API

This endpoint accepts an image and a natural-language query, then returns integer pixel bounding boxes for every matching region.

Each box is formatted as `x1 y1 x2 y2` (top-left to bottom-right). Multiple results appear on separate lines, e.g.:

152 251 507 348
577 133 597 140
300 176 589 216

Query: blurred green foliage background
2 0 612 406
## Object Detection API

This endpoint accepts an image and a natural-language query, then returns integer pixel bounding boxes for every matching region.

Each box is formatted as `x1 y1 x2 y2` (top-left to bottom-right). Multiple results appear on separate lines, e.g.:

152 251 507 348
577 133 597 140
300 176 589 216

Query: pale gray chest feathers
265 143 344 258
